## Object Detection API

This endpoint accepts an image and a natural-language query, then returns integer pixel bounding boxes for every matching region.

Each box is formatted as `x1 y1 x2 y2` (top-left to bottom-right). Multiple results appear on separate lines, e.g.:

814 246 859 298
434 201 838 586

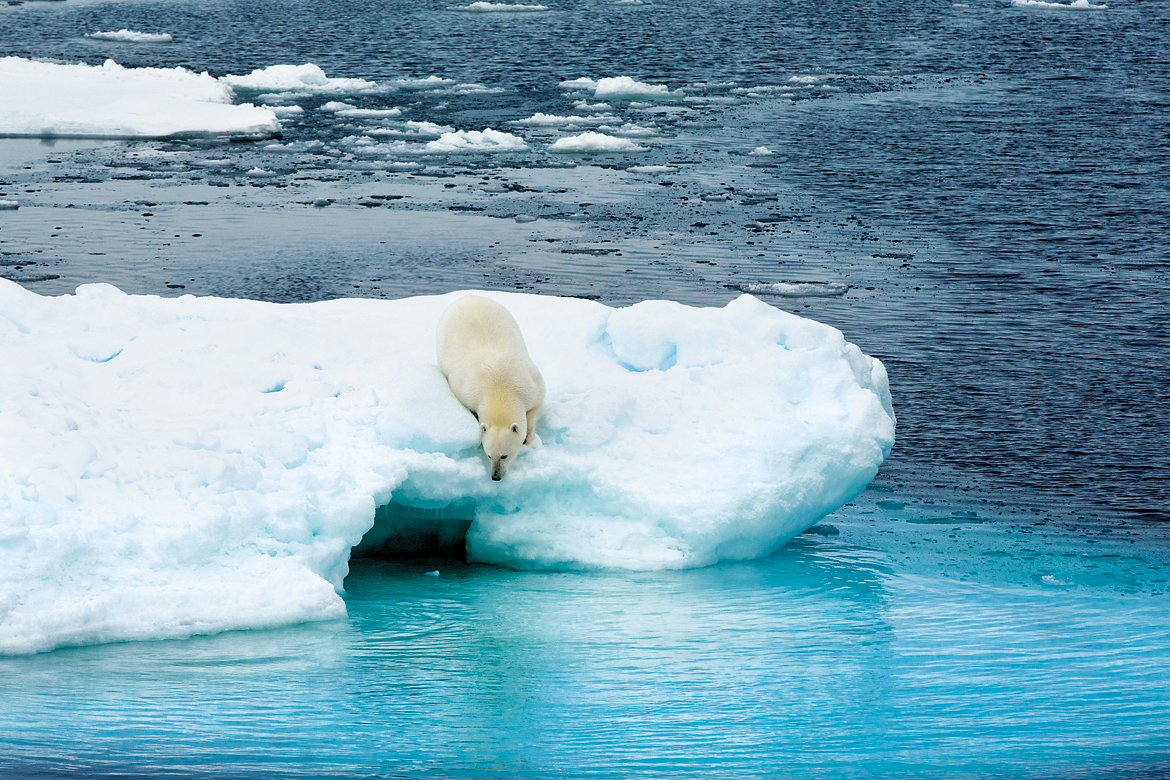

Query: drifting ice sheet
0 57 279 139
0 283 894 654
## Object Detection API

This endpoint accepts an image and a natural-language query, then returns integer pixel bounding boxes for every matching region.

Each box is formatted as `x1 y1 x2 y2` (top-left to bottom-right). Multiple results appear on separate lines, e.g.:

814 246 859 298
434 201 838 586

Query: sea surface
1 0 1169 775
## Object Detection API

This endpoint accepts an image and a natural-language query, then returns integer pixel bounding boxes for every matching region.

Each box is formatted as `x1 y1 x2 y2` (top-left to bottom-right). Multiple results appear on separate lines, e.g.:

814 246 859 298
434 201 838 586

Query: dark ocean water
1 0 1169 775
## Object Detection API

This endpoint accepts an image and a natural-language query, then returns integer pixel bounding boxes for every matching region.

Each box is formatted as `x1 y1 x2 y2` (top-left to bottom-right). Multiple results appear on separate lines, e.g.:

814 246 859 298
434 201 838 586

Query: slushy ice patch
0 281 894 654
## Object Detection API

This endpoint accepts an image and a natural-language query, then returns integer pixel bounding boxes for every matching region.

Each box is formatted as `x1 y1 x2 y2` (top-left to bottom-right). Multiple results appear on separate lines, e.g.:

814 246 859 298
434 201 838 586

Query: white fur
436 295 545 480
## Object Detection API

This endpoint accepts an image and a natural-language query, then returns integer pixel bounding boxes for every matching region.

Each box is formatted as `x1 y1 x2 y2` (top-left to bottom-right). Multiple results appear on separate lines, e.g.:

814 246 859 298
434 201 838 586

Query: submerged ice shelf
0 282 894 654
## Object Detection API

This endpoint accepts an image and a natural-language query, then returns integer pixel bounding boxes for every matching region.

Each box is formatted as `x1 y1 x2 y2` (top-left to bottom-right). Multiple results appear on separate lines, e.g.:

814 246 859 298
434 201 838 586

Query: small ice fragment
549 132 647 153
245 167 276 177
1012 0 1106 7
514 214 538 223
737 281 849 298
627 164 675 174
0 200 18 210
424 570 441 577
87 30 173 43
749 146 774 155
448 1 549 10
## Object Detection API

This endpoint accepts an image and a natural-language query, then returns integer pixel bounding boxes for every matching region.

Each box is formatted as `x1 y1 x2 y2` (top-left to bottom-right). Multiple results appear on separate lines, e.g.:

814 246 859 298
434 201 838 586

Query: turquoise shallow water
3 493 1168 778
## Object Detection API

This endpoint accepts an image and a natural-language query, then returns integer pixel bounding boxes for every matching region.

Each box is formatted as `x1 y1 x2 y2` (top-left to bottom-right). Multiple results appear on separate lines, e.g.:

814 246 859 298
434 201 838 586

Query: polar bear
436 295 545 480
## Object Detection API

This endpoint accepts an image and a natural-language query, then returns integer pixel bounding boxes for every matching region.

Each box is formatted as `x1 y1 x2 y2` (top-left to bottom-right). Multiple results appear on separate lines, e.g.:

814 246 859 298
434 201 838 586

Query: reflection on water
3 511 1168 778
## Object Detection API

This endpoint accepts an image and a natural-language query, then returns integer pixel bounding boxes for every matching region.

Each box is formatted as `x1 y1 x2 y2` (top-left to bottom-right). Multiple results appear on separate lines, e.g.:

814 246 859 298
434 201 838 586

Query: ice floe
549 132 648 152
561 76 682 100
511 112 620 126
221 63 382 95
86 29 173 43
1011 0 1106 7
426 128 528 152
736 281 850 298
0 57 279 139
0 283 893 654
390 75 455 90
449 2 550 10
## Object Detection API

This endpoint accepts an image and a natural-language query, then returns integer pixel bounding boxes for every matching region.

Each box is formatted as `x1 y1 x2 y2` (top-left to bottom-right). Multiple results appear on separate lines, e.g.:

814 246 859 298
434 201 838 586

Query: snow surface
0 57 279 139
87 30 173 43
550 132 648 152
0 283 893 655
449 2 550 10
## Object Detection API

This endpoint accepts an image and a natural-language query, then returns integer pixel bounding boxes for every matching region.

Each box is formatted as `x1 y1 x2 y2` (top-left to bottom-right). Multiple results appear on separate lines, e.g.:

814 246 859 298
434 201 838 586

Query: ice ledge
0 281 894 653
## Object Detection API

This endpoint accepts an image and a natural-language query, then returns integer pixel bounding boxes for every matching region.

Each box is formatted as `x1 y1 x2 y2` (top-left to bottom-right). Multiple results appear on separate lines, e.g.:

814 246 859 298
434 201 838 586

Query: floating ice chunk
425 128 529 152
593 76 681 99
425 570 441 577
391 75 456 90
550 132 648 152
0 57 279 139
788 75 822 84
221 63 382 95
0 200 18 210
737 281 849 298
439 83 505 95
511 112 619 126
449 1 549 10
269 105 305 117
749 146 774 155
514 214 538 223
0 283 893 654
334 107 403 118
559 77 598 90
255 92 300 104
573 100 612 111
614 0 644 5
87 29 173 43
596 122 656 137
626 164 675 174
367 121 454 139
245 167 277 177
1011 0 1106 7
263 139 324 152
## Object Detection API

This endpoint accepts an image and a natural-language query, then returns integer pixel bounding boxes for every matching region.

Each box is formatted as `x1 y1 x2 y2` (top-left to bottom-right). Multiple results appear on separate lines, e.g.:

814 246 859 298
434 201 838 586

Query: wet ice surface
2 0 1170 772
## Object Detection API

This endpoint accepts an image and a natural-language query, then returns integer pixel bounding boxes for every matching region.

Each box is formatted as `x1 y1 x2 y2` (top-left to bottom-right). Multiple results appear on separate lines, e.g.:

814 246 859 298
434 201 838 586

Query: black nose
492 474 502 481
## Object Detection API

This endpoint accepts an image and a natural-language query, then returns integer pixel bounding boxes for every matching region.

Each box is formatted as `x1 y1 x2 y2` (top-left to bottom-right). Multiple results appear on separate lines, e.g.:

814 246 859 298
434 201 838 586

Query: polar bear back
436 295 544 413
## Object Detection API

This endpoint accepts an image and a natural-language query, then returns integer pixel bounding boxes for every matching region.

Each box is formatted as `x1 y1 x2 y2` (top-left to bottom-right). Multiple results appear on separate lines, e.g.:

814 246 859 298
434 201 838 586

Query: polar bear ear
481 423 488 433
511 424 519 433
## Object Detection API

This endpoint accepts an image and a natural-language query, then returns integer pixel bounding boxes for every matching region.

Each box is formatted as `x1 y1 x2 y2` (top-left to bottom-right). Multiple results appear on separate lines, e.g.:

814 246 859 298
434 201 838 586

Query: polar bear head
480 418 526 480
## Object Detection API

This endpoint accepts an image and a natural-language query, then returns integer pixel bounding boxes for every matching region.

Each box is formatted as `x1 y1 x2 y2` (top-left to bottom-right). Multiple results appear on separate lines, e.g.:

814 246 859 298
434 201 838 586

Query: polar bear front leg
524 404 542 445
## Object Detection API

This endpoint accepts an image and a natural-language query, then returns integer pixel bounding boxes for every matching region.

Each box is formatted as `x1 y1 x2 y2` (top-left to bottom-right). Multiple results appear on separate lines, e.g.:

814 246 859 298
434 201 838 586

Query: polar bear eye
511 424 519 433
481 424 488 432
